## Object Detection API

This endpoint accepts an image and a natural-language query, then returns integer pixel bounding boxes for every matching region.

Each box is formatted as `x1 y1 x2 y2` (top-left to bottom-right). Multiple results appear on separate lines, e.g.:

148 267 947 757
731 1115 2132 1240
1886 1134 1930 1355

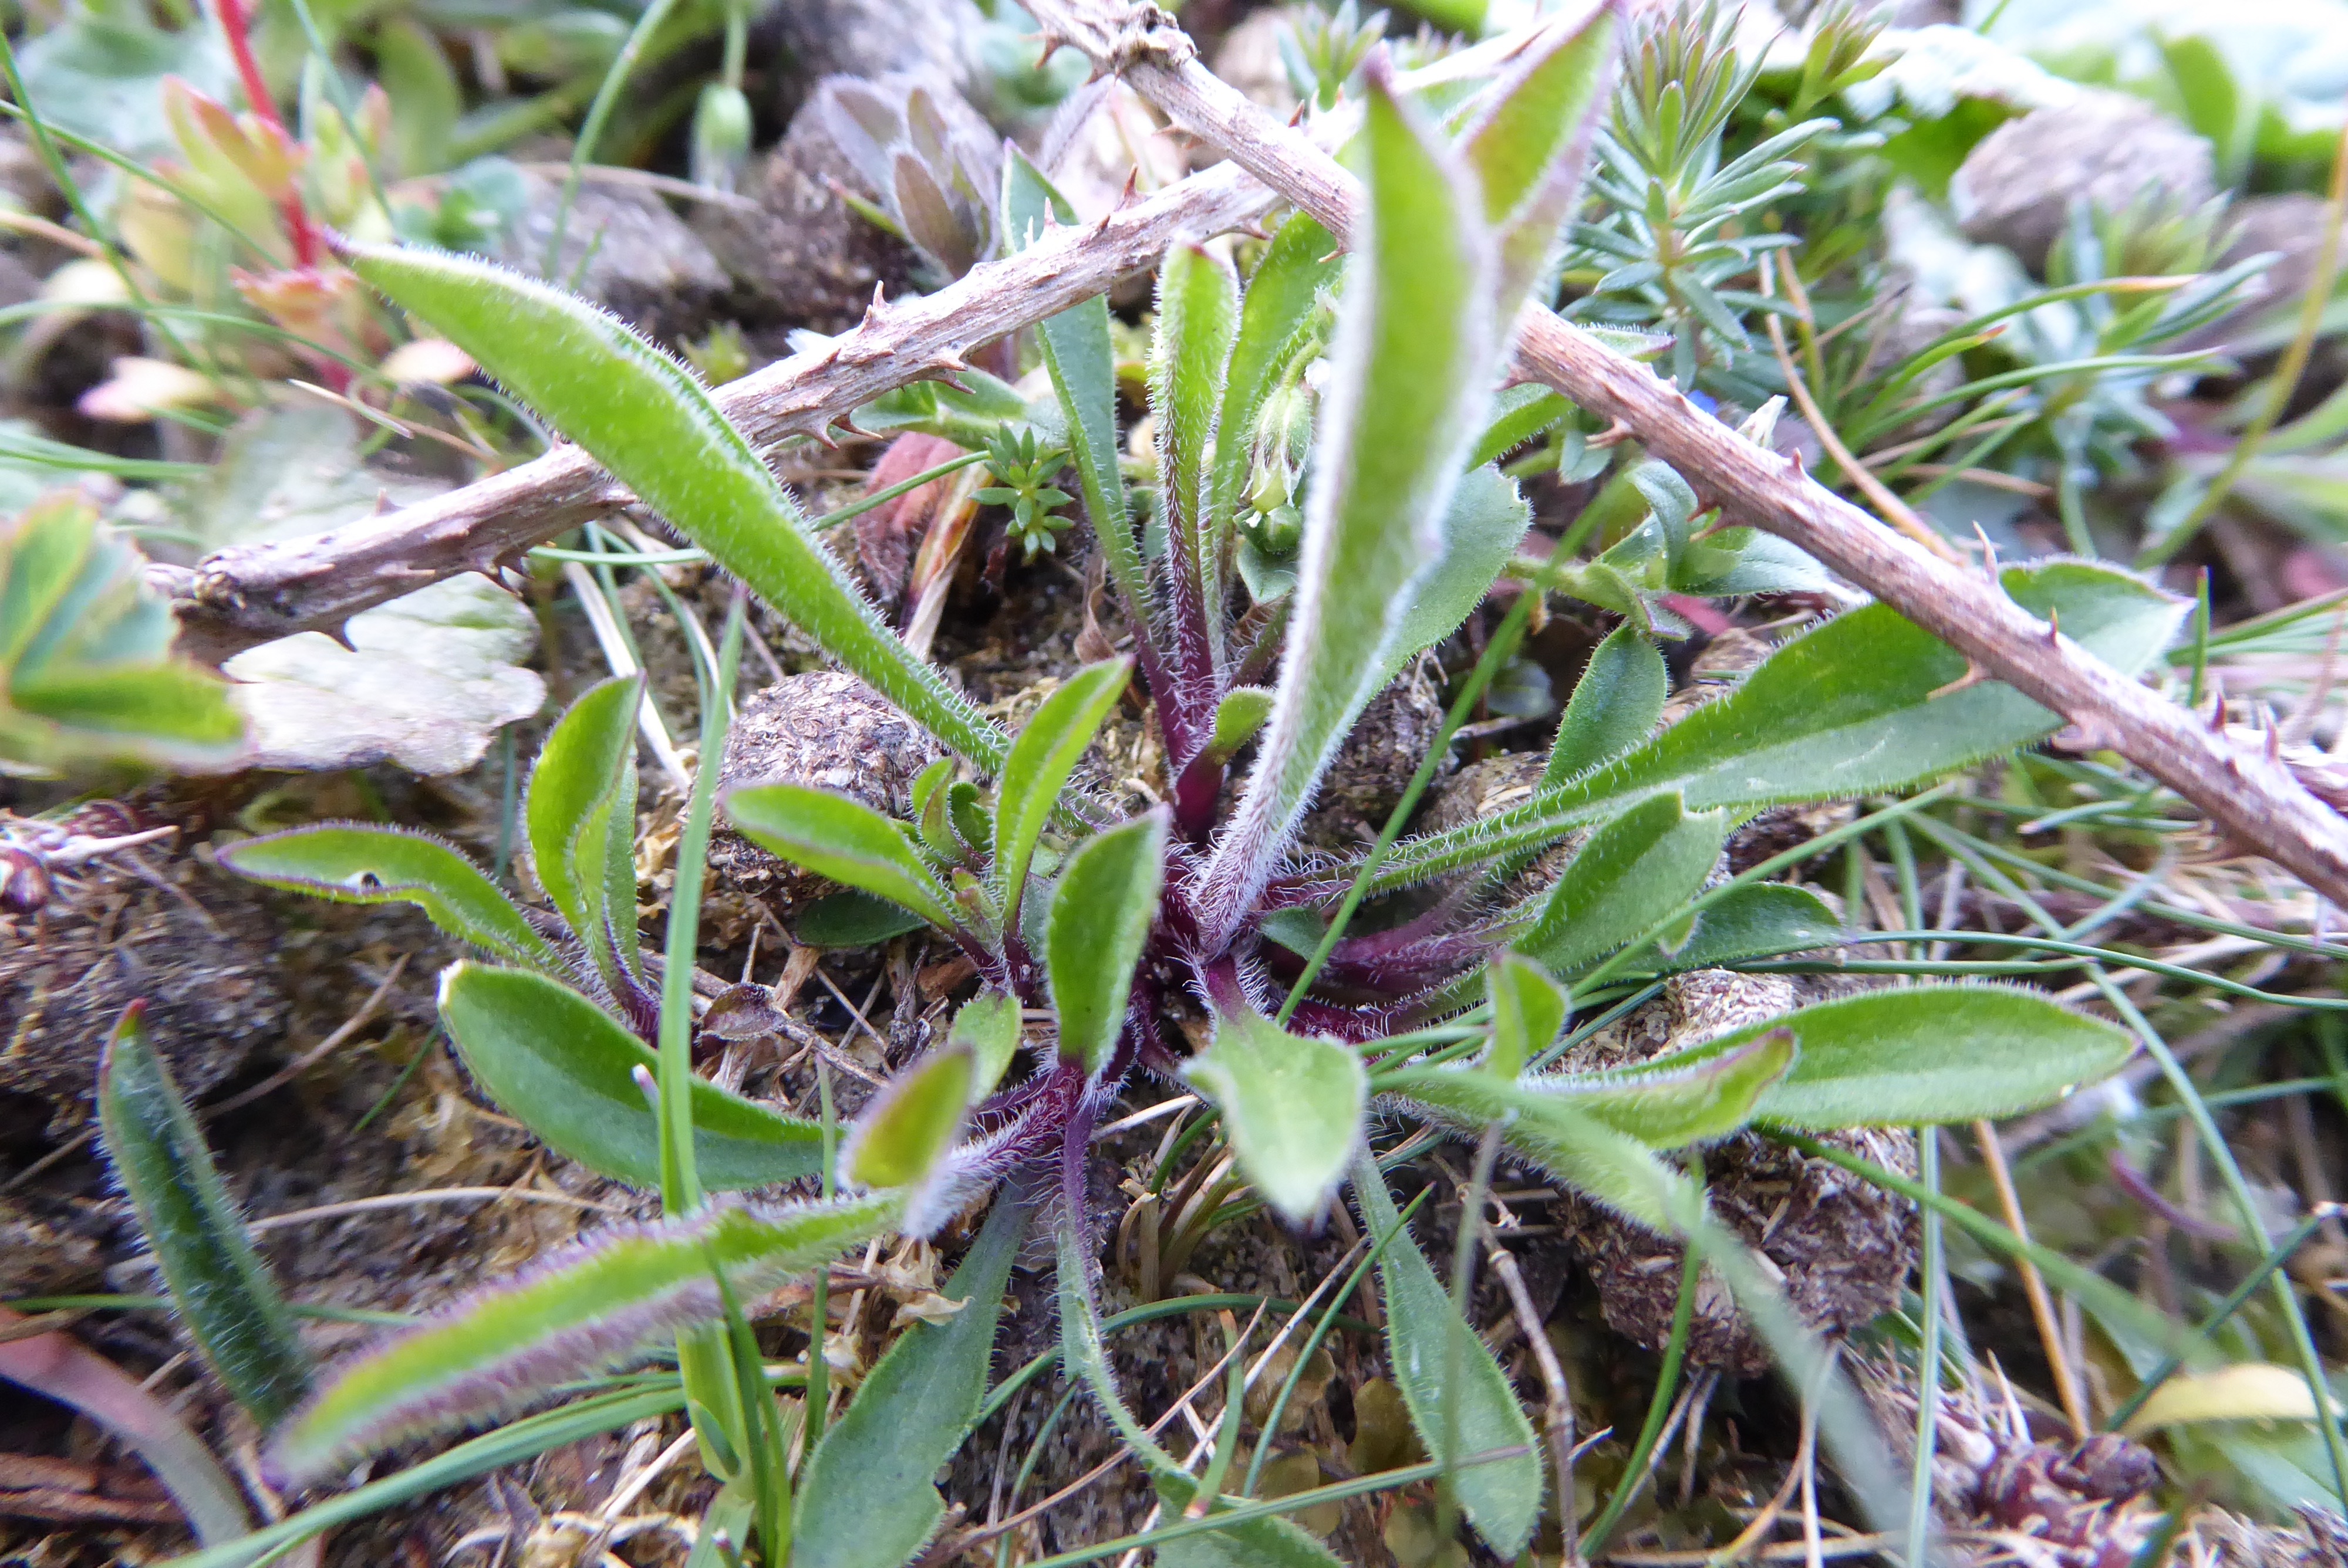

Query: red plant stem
212 0 319 268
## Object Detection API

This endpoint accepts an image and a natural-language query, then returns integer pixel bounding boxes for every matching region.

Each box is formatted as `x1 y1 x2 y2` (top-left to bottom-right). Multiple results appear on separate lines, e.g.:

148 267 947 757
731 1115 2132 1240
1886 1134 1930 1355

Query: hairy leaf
438 964 822 1190
1516 792 1728 976
1379 464 1535 690
1154 242 1242 677
1350 1152 1543 1558
1200 67 1501 935
1469 384 1571 471
98 1006 311 1428
1460 1 1618 311
1207 685 1274 763
994 657 1131 920
1207 211 1343 536
1616 883 1843 975
524 675 642 990
1045 812 1168 1076
950 989 1023 1100
1543 623 1665 786
218 824 559 972
338 238 1007 770
839 1044 970 1195
1486 953 1568 1079
792 1194 1026 1568
725 783 964 937
1185 1006 1366 1224
269 1192 901 1482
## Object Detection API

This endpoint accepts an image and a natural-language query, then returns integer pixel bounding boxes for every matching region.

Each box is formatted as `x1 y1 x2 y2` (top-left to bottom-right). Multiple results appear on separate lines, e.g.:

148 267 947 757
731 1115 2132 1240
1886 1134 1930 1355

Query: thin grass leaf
336 237 1007 771
218 824 559 972
438 964 823 1190
97 1006 310 1429
268 1191 901 1482
993 657 1131 921
1045 810 1168 1076
1349 1151 1544 1559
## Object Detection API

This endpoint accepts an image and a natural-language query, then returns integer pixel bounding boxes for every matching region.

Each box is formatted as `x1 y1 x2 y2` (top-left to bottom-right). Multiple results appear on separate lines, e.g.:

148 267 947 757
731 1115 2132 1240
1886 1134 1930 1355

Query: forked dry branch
1024 0 2348 907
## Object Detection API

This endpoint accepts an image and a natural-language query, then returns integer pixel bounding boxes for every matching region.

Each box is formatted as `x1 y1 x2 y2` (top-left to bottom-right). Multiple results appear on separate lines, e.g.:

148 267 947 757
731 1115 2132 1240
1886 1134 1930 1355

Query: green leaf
1154 242 1242 651
1206 685 1274 763
437 964 823 1191
1202 67 1502 932
1378 463 1534 691
1184 1005 1366 1224
839 1045 970 1195
1543 623 1665 786
1682 984 2135 1128
1376 561 2185 897
793 891 930 948
97 1006 311 1429
1516 792 1728 976
268 1191 902 1482
724 784 964 937
1459 2 1618 310
1044 811 1168 1076
0 493 242 775
1386 1026 1795 1152
1350 1153 1543 1559
1002 149 1145 623
1207 211 1344 539
950 989 1023 1100
219 824 559 974
1616 884 1843 975
854 369 1034 451
994 657 1131 920
524 675 642 989
1469 384 1571 471
337 237 1008 772
1486 953 1568 1079
792 1194 1026 1568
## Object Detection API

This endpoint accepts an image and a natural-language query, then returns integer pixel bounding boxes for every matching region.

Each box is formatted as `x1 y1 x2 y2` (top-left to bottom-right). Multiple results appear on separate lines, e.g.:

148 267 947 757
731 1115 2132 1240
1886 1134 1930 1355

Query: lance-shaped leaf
950 989 1023 1100
439 964 823 1190
1372 560 2187 895
1515 792 1728 976
1675 984 2135 1128
1002 150 1145 628
1460 0 1620 313
1350 1152 1544 1559
1377 463 1535 691
220 824 559 972
1486 952 1568 1079
1153 242 1242 687
1385 1026 1795 1153
993 657 1131 920
839 1045 970 1195
1469 384 1572 471
792 1193 1026 1568
1206 211 1343 536
1185 1006 1366 1224
269 1191 901 1482
97 1006 311 1429
1045 810 1168 1076
1614 884 1843 976
1200 65 1502 937
725 783 964 937
1543 623 1665 786
336 237 1007 772
1206 685 1273 764
524 674 642 988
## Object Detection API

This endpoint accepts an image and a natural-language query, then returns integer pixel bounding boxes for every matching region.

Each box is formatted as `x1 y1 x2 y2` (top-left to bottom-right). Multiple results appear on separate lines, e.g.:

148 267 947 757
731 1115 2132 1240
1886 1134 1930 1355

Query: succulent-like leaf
336 237 1008 771
1460 0 1620 311
792 1193 1026 1568
438 964 823 1190
1185 1005 1366 1224
725 783 965 937
1707 984 2131 1128
1002 150 1146 626
1206 211 1344 537
1386 1027 1795 1151
1350 1153 1544 1559
1200 66 1502 937
993 657 1131 920
1516 792 1728 976
1374 560 2186 894
524 674 642 989
839 1044 971 1195
1543 622 1665 786
1486 953 1568 1079
1044 810 1168 1076
98 1006 311 1428
1153 242 1242 687
269 1191 902 1482
949 989 1023 1100
219 823 560 972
